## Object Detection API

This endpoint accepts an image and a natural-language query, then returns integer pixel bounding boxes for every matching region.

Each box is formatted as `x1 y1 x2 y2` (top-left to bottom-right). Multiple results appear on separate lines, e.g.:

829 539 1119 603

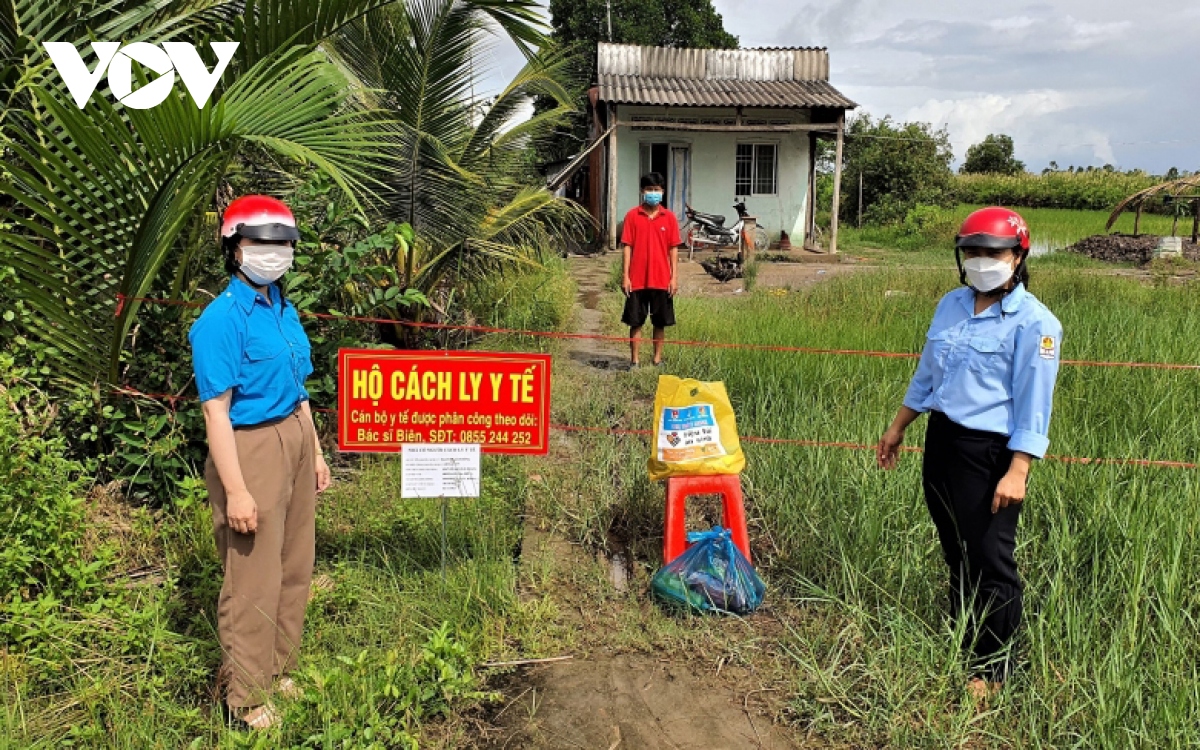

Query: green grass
549 266 1200 748
0 458 540 748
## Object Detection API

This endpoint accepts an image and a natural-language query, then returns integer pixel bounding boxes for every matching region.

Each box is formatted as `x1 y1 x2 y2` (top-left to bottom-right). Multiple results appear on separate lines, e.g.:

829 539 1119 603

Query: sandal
238 702 281 730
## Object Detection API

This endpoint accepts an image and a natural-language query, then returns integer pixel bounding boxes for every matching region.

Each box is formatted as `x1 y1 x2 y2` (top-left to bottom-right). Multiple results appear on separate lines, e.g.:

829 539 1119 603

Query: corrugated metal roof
597 74 856 109
595 43 854 109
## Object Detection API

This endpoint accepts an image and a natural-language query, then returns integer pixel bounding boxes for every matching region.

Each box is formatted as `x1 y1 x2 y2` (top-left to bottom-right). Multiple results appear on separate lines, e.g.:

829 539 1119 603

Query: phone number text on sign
337 350 551 454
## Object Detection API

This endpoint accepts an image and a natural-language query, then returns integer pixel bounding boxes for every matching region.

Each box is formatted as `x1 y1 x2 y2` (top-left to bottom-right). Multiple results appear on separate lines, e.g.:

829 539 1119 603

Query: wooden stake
1134 203 1142 236
858 171 864 229
1193 200 1199 245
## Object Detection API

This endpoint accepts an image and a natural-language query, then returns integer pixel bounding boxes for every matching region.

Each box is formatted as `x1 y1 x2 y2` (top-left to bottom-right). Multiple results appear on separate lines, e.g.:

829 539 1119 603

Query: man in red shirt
621 172 682 368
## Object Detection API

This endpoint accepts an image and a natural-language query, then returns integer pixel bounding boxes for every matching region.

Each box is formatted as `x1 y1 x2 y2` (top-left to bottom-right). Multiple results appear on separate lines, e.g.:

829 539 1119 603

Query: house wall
612 106 813 246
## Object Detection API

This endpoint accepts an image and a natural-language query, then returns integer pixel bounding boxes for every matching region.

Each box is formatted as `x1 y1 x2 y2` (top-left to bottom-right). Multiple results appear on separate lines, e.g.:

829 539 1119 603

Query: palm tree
331 1 590 309
0 0 551 383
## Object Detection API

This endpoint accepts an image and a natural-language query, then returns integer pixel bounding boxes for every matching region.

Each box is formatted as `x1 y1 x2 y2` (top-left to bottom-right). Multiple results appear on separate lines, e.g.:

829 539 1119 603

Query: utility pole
606 0 613 41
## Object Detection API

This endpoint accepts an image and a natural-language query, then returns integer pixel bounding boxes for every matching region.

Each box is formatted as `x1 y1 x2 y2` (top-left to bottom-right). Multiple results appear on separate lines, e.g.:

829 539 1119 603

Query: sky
480 0 1200 173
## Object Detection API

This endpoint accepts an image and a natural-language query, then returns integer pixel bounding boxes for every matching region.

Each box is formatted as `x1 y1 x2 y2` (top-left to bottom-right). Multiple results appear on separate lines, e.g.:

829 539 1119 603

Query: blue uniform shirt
903 284 1062 458
188 277 313 427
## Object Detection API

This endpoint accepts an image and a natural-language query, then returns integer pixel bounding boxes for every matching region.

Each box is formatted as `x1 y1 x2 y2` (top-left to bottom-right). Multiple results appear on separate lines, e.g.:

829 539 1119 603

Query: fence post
857 171 864 229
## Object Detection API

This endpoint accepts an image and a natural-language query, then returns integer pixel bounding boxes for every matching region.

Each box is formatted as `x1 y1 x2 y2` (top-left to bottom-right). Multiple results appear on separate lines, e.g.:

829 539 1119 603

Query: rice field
558 263 1200 747
842 204 1193 261
964 205 1193 255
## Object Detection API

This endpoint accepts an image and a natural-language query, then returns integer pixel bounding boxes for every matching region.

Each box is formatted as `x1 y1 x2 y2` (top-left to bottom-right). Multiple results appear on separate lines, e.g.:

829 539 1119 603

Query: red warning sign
337 349 551 454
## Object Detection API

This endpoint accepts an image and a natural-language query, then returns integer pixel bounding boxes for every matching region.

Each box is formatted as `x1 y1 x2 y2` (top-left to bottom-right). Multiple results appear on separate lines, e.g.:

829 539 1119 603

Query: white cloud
1061 18 1131 51
905 90 1072 149
903 90 1123 165
774 0 875 45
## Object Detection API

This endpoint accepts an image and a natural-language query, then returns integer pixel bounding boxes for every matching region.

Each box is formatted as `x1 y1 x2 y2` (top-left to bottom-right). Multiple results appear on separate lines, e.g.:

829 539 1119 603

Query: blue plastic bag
651 526 765 614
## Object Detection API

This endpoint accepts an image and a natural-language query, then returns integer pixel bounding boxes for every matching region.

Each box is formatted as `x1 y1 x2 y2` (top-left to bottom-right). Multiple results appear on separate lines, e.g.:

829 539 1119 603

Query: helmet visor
235 223 300 242
956 232 1020 250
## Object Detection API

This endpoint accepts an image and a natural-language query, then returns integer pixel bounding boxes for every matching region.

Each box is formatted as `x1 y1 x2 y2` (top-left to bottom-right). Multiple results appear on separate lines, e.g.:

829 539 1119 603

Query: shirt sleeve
902 296 949 412
619 212 636 247
1007 312 1062 458
667 216 682 248
189 311 242 402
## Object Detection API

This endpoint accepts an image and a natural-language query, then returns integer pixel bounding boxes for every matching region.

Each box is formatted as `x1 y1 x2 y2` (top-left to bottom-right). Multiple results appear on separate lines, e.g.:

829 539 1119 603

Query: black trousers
922 410 1023 680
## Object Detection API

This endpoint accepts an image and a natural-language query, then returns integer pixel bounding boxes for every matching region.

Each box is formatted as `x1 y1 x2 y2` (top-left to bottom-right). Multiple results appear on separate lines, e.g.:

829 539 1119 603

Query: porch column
805 132 817 248
607 111 619 250
830 112 845 255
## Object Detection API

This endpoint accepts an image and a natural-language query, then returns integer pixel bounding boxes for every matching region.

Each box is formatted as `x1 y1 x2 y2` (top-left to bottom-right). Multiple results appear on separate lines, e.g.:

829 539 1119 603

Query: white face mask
239 243 294 285
963 256 1014 293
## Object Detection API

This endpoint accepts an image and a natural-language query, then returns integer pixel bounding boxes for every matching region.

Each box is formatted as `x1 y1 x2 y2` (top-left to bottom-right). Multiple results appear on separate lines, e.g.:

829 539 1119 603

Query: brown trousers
205 408 316 708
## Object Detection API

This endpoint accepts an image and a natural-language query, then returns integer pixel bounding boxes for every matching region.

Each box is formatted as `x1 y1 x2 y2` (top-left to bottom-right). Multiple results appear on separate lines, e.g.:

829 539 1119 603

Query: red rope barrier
106 387 1198 471
115 294 1200 372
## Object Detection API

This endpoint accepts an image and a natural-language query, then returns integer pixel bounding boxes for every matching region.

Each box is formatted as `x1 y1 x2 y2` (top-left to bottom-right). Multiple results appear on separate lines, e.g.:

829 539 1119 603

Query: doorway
640 142 691 222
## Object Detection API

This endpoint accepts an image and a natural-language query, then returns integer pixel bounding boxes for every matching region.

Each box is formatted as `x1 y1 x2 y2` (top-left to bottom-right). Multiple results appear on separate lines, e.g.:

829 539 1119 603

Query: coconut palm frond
0 45 396 381
458 47 576 171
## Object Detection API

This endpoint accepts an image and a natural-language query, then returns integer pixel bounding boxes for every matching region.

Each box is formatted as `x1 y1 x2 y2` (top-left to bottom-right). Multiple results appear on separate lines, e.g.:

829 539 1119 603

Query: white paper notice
400 444 481 498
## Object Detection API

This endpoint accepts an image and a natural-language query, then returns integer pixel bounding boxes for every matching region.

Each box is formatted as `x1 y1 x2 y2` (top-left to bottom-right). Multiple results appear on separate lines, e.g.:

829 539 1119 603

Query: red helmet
219 195 300 242
956 206 1030 252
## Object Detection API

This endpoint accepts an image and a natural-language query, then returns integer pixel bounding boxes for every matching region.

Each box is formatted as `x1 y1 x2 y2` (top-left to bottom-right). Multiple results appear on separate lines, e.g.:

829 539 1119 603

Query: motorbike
683 200 770 258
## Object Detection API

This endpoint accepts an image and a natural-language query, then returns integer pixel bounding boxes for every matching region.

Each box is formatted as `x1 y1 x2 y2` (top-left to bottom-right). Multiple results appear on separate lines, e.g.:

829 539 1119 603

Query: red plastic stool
663 474 751 565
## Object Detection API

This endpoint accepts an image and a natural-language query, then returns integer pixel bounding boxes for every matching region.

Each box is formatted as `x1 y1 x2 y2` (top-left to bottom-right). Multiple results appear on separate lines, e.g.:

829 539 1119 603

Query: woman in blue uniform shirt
877 207 1062 700
189 195 331 729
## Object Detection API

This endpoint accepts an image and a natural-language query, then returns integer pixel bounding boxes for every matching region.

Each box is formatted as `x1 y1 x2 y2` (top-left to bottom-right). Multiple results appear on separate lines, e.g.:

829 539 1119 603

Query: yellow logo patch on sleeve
1039 335 1057 360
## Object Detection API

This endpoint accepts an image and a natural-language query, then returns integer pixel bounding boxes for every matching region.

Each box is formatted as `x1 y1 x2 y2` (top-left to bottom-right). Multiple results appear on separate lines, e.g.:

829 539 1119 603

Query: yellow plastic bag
648 376 745 482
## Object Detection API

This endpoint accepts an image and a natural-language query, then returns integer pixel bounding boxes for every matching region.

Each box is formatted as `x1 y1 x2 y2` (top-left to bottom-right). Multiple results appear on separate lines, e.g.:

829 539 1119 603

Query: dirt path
479 252 803 749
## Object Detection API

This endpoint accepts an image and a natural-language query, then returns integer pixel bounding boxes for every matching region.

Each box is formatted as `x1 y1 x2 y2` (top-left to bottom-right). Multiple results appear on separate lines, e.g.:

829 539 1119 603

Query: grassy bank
549 265 1200 747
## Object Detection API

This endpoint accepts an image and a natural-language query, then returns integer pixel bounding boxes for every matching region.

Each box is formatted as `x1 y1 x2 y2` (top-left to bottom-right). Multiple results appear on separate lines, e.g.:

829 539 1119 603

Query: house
549 43 857 253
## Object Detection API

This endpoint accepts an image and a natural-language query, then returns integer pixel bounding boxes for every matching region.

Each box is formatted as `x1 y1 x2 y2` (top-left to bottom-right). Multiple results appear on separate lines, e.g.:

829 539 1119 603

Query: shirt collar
1002 283 1028 314
228 276 277 313
637 205 662 218
959 282 1027 318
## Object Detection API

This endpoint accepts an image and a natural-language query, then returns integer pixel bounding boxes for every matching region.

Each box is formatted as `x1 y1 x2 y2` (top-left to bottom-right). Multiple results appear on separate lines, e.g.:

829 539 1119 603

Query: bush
0 389 100 607
900 204 959 247
828 114 956 225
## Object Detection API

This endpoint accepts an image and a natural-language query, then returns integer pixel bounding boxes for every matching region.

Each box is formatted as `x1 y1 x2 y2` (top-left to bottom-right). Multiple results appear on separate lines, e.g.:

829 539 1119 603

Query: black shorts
622 288 675 328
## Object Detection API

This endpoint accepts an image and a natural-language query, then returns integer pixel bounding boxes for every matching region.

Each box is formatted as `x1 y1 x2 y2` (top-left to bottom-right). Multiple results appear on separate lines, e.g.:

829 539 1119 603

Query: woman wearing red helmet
877 207 1062 700
188 195 331 728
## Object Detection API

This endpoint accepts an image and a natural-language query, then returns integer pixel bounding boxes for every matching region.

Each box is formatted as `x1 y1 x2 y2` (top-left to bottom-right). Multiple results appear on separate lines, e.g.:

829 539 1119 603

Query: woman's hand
877 426 905 470
992 468 1028 513
226 489 258 534
315 454 332 493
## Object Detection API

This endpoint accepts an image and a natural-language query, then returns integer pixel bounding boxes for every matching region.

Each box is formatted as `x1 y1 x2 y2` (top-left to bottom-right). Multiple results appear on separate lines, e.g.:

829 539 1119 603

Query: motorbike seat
693 211 726 225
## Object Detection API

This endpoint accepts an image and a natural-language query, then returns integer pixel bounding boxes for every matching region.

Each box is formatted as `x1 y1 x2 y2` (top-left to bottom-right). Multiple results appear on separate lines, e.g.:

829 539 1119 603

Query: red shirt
621 205 681 291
